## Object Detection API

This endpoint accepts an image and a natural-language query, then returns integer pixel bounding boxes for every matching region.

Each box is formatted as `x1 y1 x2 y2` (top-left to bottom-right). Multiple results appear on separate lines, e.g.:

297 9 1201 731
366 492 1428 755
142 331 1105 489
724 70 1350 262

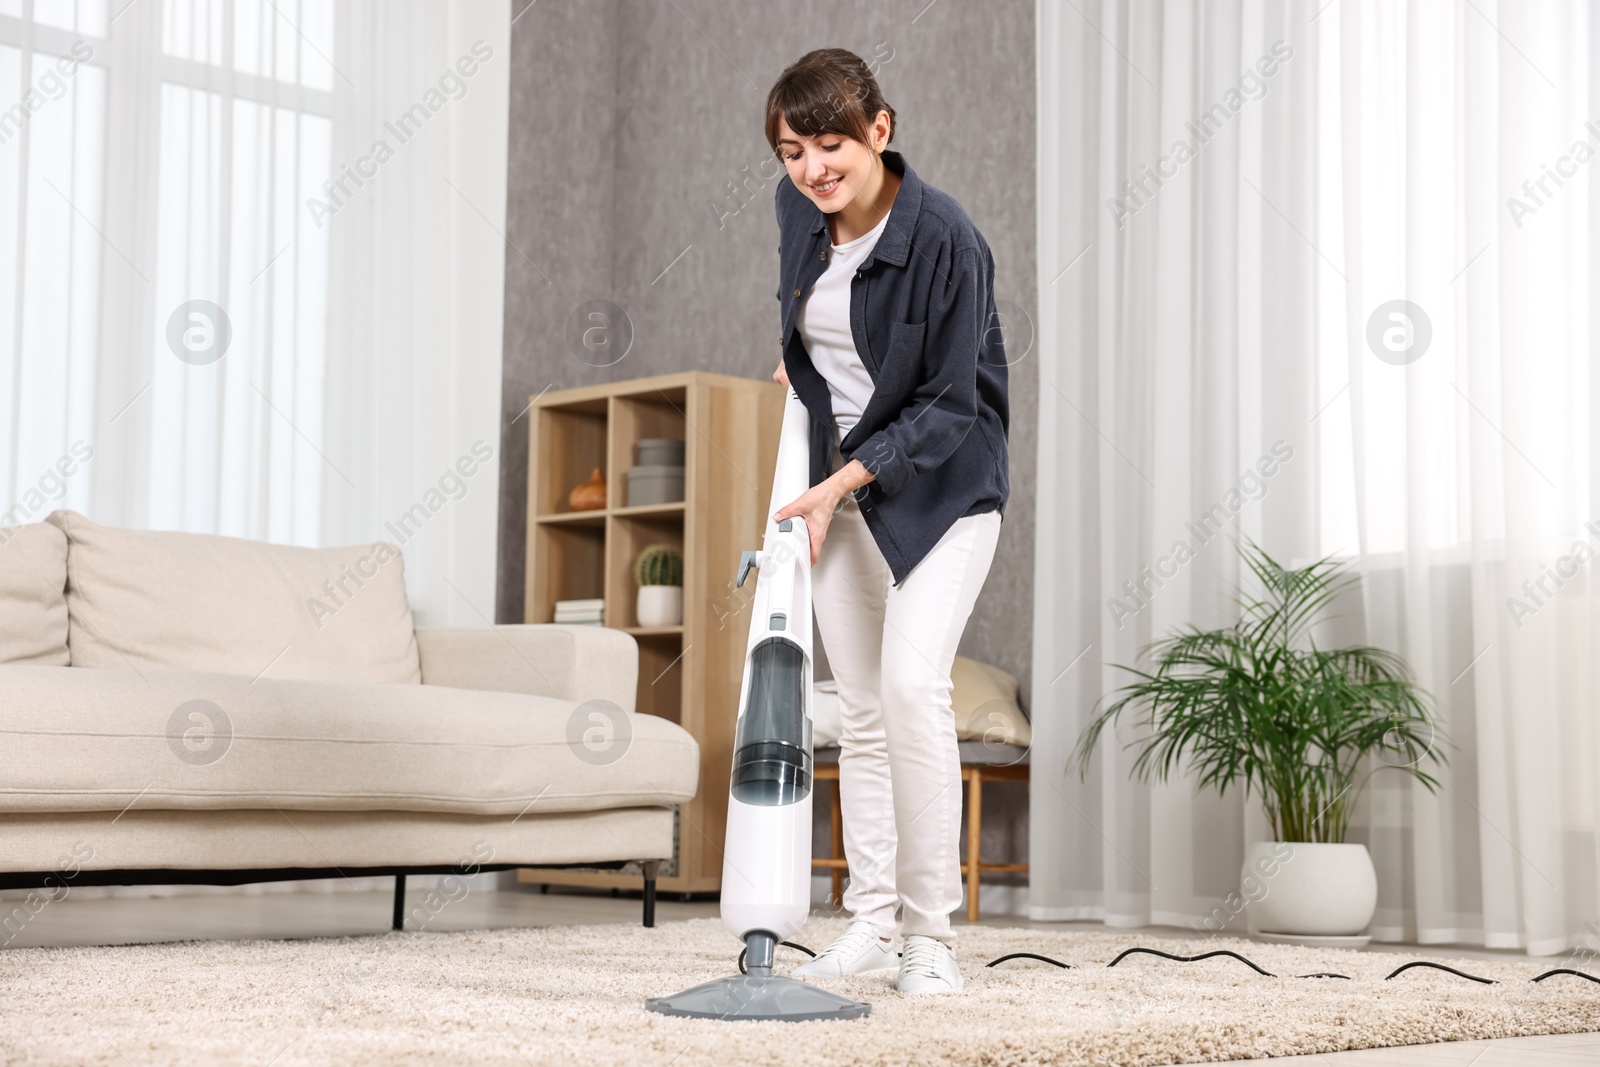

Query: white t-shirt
796 206 893 441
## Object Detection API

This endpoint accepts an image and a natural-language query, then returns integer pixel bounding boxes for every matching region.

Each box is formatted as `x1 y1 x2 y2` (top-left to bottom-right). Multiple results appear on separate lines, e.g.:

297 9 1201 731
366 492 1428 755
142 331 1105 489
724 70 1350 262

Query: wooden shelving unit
518 371 786 897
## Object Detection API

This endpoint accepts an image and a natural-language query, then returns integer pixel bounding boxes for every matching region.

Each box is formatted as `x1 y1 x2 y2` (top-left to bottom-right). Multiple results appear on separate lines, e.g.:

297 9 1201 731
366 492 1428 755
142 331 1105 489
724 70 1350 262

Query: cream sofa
0 510 699 927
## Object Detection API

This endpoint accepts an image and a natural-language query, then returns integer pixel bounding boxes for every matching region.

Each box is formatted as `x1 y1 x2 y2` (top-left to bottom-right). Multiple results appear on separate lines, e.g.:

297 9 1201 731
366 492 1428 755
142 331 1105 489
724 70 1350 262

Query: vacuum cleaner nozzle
643 927 870 1021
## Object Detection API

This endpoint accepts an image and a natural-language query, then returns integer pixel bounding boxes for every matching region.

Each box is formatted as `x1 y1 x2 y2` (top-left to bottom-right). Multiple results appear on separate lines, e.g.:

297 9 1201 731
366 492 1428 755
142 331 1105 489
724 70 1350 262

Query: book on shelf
553 598 604 624
554 603 605 624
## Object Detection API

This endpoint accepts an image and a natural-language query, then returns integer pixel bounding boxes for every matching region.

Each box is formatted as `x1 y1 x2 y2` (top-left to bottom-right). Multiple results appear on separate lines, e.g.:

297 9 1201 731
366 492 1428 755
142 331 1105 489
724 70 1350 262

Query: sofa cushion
0 665 698 816
0 523 70 666
46 509 421 685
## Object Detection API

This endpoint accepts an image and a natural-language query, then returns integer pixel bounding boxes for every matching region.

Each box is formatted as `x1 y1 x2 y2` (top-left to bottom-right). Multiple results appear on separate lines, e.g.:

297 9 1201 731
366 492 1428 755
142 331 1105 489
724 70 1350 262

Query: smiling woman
760 47 1009 998
765 55 1009 582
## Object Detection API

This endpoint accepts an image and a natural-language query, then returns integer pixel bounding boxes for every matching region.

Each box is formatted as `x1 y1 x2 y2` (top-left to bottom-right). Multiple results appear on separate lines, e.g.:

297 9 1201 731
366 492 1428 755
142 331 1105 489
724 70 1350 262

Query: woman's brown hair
764 48 897 159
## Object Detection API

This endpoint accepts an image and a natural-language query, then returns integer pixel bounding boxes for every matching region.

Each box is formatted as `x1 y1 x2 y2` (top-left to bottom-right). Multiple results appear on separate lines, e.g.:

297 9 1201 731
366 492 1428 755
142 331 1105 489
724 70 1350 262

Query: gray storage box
626 464 685 506
636 437 685 467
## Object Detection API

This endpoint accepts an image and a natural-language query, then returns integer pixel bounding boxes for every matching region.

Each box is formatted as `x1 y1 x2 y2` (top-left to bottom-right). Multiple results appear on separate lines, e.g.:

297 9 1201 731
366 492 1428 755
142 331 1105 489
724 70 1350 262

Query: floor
3 884 1596 1066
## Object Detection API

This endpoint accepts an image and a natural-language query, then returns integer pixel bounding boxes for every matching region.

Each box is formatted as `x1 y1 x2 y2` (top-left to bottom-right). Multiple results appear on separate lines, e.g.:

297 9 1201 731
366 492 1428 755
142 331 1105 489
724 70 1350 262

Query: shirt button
792 288 801 297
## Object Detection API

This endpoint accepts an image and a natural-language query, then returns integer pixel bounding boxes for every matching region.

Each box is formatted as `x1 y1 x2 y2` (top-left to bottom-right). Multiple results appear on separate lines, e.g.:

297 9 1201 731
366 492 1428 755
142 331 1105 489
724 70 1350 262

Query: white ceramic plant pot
1241 841 1377 937
637 585 683 627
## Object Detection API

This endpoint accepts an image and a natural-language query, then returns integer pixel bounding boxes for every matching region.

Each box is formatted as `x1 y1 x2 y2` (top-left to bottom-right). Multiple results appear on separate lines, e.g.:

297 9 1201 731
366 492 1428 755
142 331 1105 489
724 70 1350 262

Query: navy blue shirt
775 148 1010 587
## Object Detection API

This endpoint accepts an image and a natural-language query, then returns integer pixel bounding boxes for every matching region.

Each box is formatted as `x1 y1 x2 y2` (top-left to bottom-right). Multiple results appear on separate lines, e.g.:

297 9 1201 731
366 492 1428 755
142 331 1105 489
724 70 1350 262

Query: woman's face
776 112 886 215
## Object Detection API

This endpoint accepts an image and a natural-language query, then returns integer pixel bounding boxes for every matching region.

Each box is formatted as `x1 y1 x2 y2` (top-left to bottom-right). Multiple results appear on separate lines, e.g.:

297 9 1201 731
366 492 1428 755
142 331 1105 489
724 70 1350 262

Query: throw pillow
46 509 421 685
0 522 71 665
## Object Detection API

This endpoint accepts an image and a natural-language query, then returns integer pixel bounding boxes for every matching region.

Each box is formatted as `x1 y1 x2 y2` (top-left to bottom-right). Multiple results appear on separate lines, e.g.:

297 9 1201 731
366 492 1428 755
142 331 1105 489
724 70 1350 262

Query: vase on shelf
569 467 606 511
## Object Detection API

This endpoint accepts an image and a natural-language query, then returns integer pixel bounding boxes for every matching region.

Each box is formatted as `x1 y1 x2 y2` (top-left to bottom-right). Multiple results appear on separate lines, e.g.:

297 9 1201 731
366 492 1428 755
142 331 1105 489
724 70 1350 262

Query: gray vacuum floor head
644 974 870 1021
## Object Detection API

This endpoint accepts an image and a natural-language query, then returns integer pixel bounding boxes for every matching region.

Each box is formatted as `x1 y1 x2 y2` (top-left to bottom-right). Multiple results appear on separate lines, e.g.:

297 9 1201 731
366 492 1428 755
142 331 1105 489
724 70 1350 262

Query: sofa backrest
0 522 71 666
45 509 421 685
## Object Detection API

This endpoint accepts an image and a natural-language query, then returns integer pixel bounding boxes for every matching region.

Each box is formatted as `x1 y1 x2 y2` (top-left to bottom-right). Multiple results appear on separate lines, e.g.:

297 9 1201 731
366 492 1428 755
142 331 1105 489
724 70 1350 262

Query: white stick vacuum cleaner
644 390 872 1022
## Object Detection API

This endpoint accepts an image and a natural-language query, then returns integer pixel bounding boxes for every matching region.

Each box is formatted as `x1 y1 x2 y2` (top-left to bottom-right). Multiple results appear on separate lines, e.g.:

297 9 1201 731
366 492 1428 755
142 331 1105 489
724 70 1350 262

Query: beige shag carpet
4 915 1600 1066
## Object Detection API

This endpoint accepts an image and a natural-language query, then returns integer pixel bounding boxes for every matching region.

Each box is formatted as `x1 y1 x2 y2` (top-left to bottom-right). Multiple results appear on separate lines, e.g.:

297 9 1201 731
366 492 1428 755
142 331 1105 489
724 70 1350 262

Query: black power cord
985 947 1600 985
1106 946 1277 977
762 939 1598 985
1384 960 1495 984
1532 969 1600 984
986 951 1071 969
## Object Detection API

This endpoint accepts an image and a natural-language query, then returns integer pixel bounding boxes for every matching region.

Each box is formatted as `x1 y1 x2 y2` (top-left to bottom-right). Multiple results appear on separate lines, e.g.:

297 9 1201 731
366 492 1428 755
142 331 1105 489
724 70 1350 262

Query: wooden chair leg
830 774 844 907
966 767 982 923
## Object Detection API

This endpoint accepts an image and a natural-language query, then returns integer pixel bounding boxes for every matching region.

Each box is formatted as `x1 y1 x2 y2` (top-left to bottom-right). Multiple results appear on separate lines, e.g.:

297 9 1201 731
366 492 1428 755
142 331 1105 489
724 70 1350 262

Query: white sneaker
896 934 963 994
792 920 898 977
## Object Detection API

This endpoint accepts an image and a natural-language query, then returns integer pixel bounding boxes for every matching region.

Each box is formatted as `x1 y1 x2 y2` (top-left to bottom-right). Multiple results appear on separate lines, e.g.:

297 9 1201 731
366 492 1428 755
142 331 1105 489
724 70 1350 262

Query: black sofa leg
392 874 406 931
641 861 659 928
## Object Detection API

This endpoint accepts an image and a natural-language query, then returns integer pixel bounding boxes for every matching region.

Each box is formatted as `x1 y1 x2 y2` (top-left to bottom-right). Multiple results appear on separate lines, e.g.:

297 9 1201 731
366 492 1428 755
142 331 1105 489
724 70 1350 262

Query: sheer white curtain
3 0 505 605
1035 0 1600 956
1 0 509 900
0 0 110 523
319 0 509 628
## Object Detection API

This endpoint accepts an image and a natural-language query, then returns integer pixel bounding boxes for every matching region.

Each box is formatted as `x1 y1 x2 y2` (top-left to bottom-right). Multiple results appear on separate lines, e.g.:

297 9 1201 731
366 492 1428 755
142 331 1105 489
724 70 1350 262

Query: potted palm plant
1069 539 1447 940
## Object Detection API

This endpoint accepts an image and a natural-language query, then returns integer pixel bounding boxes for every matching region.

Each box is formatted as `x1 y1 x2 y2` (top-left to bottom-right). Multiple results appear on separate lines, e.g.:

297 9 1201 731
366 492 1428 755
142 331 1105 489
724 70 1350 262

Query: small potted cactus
634 543 683 627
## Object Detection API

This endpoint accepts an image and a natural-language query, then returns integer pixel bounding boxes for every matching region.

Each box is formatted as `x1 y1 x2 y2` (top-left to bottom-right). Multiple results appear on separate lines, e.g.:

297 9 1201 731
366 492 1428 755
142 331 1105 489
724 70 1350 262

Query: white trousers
810 431 1001 946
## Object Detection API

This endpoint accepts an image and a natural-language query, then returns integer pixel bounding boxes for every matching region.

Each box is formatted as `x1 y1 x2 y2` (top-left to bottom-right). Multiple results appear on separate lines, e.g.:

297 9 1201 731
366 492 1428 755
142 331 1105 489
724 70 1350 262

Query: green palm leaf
1068 536 1450 843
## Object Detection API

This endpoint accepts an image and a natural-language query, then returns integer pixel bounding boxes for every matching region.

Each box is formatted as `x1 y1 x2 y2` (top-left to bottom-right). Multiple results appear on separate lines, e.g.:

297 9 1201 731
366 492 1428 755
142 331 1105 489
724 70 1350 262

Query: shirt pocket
873 320 926 398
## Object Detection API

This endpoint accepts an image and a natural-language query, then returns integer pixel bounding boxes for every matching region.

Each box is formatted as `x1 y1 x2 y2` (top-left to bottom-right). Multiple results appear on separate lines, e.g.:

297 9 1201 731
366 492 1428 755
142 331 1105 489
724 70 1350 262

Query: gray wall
498 0 1036 893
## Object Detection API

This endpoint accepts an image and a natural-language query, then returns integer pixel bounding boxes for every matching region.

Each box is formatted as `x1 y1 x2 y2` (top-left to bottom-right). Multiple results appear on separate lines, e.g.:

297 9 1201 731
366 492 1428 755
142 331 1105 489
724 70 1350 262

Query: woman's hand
773 358 790 391
772 480 843 566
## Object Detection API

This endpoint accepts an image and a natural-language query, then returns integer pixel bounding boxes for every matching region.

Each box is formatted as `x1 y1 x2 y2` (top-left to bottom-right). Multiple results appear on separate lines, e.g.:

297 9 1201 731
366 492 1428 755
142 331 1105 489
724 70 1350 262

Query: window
0 0 334 543
0 3 107 520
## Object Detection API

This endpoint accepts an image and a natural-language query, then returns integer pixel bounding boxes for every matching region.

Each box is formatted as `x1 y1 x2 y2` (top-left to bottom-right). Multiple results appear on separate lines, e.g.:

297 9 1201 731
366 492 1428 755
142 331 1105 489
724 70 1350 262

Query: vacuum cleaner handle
760 517 809 629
